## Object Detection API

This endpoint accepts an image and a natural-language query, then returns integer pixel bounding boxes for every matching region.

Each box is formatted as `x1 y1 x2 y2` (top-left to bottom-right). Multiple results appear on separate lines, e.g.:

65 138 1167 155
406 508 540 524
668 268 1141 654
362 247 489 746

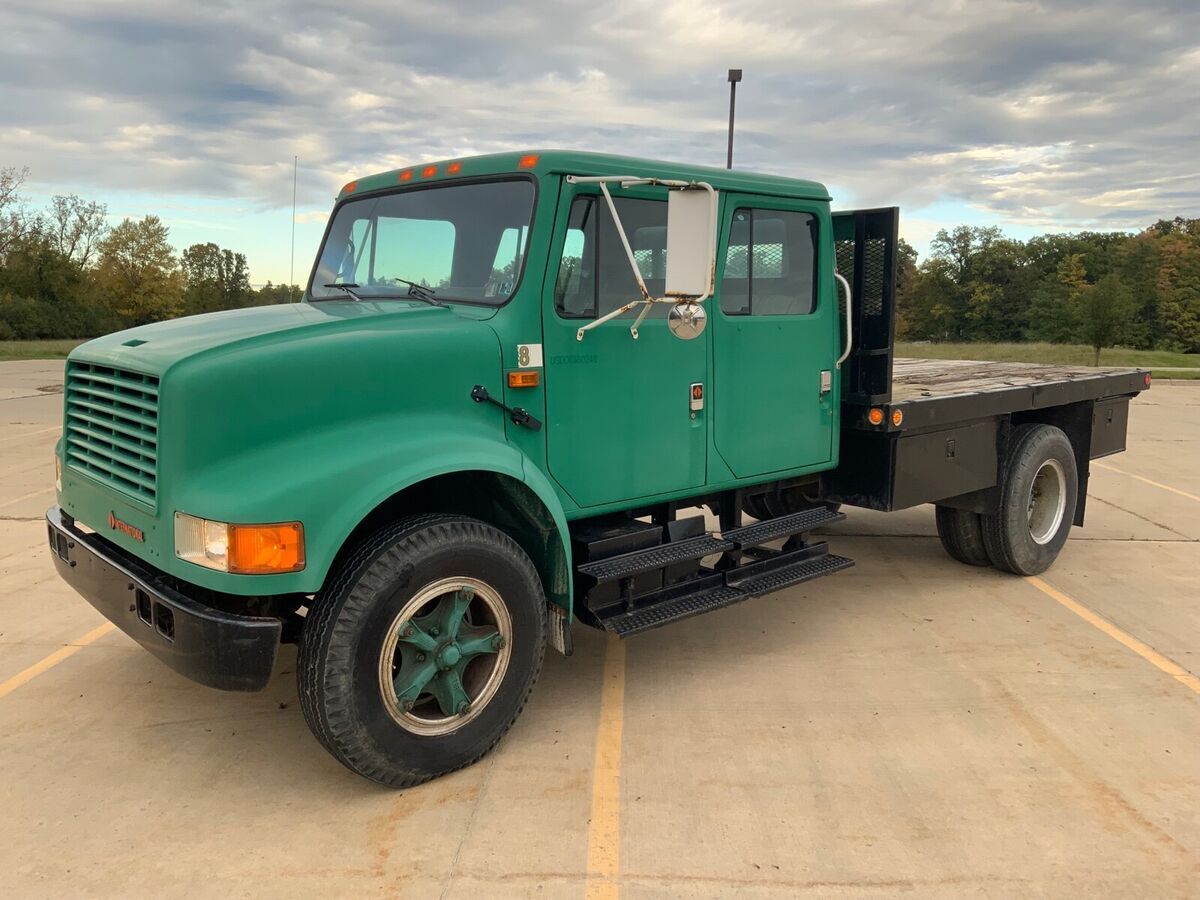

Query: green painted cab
57 149 843 612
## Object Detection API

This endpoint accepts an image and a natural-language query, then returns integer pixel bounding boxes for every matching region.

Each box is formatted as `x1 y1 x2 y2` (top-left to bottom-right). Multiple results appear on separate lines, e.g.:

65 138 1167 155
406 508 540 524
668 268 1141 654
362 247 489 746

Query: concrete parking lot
1 358 1197 898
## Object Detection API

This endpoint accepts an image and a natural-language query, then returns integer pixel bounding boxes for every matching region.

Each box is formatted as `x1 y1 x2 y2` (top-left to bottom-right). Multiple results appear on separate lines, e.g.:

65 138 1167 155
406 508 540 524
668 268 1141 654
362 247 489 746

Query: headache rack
833 207 899 408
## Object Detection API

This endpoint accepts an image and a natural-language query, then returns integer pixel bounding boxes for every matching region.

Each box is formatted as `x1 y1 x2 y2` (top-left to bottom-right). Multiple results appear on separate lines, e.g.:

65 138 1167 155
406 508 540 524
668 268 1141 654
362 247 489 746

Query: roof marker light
342 180 357 194
422 165 438 178
399 169 413 182
447 161 462 175
517 154 539 169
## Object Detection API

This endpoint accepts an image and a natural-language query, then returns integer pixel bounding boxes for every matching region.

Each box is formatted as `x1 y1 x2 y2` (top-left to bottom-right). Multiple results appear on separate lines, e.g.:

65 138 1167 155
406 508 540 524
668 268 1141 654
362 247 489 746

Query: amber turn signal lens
228 523 305 574
447 161 462 174
867 407 884 426
517 154 540 169
342 180 357 194
421 165 438 178
891 409 904 427
399 169 413 182
508 370 540 388
1144 372 1152 388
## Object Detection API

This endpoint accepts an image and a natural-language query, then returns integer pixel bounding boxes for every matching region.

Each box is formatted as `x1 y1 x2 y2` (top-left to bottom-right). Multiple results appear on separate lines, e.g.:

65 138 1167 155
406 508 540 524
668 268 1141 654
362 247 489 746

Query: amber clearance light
175 513 305 574
508 370 540 388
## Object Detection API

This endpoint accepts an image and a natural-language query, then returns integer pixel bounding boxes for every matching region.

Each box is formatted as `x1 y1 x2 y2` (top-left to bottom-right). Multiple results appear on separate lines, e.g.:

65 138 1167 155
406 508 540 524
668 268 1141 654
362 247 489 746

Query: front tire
298 514 547 787
981 425 1078 576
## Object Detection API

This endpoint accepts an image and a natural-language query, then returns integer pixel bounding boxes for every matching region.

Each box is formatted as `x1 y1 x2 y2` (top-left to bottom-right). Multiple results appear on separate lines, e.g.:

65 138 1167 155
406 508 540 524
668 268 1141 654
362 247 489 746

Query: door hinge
471 385 543 431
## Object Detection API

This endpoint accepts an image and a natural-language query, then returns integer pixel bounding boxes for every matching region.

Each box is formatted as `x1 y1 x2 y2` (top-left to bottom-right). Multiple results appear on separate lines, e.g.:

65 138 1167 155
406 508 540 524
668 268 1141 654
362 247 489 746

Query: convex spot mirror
665 188 716 298
668 301 707 340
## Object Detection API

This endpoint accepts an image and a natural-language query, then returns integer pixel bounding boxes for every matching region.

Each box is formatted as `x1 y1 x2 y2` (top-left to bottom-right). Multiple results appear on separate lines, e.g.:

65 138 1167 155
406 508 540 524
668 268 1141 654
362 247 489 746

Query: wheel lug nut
491 635 506 650
430 627 439 637
416 653 426 662
456 700 470 715
401 625 414 637
400 699 414 712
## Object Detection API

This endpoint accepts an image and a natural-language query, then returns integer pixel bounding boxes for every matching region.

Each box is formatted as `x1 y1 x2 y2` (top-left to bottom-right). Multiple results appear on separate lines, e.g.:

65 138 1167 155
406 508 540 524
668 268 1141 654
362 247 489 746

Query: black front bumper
47 506 281 691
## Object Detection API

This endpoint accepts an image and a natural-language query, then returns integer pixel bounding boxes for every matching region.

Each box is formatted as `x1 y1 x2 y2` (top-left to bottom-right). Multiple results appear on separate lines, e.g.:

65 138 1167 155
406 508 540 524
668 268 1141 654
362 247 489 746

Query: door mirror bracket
565 175 717 341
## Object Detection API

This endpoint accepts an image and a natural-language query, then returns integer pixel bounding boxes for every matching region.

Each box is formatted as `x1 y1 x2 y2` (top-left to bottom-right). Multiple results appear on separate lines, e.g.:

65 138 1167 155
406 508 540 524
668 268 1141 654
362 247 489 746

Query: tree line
896 218 1200 361
0 166 299 340
3 164 1198 360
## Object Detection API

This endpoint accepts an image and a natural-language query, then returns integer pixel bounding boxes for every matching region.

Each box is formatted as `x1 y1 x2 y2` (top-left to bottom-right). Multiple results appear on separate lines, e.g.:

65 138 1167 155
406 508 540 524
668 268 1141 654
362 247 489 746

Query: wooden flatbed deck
878 358 1149 431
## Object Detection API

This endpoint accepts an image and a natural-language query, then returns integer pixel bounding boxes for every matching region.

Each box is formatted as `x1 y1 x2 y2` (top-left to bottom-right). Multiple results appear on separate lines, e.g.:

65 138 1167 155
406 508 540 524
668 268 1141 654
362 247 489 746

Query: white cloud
1 0 1196 265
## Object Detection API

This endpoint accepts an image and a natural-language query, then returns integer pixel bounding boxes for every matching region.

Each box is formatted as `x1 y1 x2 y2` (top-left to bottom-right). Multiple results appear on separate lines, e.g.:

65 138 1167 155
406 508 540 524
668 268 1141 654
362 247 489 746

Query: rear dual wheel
298 515 546 787
937 424 1077 576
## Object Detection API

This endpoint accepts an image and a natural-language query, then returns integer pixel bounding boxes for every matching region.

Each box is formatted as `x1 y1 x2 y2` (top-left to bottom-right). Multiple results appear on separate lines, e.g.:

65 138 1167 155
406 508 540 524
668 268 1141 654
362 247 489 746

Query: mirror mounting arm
566 175 717 341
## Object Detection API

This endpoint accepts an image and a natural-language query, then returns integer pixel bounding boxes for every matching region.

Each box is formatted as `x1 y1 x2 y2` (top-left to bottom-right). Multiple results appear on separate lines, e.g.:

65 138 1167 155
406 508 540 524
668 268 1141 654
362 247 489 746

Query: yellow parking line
1092 460 1200 504
0 425 60 445
0 622 116 699
0 486 54 509
1027 577 1200 695
585 636 626 900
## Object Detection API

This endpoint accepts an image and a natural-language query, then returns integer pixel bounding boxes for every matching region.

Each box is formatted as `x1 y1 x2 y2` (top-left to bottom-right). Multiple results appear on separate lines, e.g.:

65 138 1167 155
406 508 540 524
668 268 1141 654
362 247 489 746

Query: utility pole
726 69 742 169
290 155 298 301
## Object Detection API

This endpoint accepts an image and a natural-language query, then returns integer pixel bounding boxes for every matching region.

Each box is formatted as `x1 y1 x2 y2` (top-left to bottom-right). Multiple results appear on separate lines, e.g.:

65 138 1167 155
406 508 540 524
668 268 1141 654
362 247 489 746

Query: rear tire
298 514 546 787
935 505 990 566
981 425 1078 576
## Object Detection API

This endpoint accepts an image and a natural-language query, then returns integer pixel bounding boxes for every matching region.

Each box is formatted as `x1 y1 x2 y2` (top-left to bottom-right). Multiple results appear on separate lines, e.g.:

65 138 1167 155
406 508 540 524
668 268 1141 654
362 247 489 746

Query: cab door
541 180 707 509
711 196 838 478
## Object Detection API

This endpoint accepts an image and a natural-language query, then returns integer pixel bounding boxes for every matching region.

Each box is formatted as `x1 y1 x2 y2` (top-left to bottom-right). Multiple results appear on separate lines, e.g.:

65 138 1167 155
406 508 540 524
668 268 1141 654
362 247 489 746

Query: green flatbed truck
48 150 1149 785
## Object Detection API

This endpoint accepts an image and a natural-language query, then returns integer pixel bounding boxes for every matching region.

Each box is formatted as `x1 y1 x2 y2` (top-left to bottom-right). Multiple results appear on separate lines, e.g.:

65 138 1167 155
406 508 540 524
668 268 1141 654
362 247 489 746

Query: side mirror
665 188 716 298
667 300 707 340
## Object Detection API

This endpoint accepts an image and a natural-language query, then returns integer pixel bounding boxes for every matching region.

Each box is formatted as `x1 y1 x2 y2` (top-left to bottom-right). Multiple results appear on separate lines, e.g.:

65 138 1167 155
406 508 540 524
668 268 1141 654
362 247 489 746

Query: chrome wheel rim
378 576 512 736
1027 459 1067 545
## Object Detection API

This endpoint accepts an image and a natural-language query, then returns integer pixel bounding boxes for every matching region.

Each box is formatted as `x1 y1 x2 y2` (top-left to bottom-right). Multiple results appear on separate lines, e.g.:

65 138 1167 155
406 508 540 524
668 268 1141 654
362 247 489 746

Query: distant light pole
726 68 742 169
290 155 298 302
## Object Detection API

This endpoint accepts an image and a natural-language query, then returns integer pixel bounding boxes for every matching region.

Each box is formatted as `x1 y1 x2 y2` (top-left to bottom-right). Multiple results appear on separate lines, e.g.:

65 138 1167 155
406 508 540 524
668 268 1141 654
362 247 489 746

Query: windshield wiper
322 280 445 307
323 282 365 301
389 277 444 307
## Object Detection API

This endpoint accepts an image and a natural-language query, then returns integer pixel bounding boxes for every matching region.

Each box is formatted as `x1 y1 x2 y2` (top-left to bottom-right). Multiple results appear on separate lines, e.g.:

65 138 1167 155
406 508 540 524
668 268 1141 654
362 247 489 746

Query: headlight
175 513 305 574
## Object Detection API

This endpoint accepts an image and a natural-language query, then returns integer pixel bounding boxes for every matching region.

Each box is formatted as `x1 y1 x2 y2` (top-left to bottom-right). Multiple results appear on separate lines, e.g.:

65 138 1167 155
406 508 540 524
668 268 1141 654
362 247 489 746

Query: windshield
309 178 535 304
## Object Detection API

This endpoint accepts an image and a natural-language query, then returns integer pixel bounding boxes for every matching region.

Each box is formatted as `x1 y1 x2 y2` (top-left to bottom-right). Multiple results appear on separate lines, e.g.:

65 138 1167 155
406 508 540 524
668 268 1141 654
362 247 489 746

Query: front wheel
981 424 1078 575
298 514 547 786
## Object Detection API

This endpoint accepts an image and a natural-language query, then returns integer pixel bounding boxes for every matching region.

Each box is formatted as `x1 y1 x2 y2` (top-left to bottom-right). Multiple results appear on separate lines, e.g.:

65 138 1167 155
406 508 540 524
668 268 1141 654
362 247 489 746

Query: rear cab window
721 207 819 316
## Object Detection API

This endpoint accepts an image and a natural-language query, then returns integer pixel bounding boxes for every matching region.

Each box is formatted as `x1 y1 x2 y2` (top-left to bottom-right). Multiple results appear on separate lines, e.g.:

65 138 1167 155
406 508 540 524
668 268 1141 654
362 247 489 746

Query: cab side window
555 195 669 319
721 208 818 316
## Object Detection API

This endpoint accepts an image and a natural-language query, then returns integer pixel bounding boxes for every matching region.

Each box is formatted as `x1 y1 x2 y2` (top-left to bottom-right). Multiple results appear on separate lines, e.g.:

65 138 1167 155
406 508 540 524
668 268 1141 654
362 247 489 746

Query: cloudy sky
2 0 1197 284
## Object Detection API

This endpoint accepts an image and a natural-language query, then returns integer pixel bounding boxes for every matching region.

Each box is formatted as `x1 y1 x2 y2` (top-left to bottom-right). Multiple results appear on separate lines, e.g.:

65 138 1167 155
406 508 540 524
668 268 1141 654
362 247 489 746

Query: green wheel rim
379 576 512 735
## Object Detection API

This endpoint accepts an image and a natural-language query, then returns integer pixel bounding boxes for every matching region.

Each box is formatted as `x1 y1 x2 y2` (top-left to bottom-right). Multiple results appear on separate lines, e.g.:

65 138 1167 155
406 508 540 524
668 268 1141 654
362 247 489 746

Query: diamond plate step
577 534 733 583
722 506 845 548
601 584 748 637
728 552 855 597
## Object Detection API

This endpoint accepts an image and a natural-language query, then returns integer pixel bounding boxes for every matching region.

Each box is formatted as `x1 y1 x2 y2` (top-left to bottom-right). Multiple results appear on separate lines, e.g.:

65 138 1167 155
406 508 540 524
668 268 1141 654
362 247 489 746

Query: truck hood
69 301 465 376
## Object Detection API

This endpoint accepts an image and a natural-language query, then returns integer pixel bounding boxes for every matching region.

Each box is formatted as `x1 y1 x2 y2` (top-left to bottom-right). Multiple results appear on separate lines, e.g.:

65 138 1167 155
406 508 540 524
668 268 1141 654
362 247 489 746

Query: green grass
2 337 1197 379
896 341 1200 379
0 339 85 362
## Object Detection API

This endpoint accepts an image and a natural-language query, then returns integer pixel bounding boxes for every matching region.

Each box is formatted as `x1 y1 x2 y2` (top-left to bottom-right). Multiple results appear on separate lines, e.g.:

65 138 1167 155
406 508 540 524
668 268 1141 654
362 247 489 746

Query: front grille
64 362 159 504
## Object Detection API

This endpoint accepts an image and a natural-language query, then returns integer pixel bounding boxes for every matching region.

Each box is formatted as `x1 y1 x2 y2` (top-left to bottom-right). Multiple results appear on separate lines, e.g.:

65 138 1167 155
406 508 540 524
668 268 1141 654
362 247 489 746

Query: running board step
593 544 855 638
600 579 748 638
722 506 845 548
728 550 855 596
576 534 733 583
